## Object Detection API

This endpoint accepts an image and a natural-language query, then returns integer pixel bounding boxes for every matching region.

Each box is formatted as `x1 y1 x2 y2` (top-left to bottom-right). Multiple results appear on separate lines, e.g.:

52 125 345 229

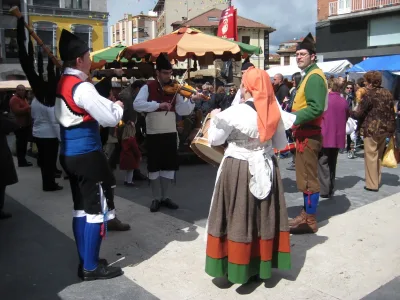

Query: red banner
217 6 238 41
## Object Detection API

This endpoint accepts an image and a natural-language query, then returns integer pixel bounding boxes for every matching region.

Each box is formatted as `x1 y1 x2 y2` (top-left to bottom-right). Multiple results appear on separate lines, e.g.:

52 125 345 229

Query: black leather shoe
83 264 123 281
133 170 148 181
150 200 160 212
364 186 379 192
18 161 32 167
0 211 12 220
43 184 63 192
78 258 108 279
160 198 179 210
107 218 130 231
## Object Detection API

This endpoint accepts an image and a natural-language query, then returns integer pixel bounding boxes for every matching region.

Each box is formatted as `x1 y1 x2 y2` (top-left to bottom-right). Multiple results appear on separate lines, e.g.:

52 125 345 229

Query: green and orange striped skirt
205 156 291 284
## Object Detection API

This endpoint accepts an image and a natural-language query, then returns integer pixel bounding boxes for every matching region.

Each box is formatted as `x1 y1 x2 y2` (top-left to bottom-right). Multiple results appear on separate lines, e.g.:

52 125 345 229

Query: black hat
59 29 89 62
241 62 254 71
156 53 172 71
95 78 112 98
296 33 316 54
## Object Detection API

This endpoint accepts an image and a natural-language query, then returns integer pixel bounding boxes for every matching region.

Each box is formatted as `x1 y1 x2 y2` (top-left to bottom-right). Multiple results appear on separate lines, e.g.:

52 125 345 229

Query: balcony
27 5 109 21
329 0 400 16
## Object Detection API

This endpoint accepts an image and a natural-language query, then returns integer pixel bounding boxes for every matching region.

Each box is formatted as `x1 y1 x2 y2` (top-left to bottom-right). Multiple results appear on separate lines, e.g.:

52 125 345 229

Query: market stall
266 59 353 78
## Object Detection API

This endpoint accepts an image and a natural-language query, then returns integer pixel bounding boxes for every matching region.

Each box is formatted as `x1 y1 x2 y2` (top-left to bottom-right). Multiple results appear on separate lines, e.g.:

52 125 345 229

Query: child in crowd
119 123 141 186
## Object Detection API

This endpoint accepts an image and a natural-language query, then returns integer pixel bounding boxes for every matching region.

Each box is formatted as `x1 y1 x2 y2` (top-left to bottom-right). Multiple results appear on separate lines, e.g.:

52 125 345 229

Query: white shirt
134 83 195 134
134 84 195 116
55 68 123 128
208 99 295 199
31 98 60 139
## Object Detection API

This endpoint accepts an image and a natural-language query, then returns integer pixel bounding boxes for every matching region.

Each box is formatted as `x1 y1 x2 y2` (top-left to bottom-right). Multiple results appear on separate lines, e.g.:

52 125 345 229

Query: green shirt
293 63 327 125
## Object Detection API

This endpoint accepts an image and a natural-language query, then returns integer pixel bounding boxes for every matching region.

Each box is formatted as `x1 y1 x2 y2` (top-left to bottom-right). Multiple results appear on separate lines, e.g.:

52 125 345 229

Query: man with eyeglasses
134 53 203 212
288 33 328 234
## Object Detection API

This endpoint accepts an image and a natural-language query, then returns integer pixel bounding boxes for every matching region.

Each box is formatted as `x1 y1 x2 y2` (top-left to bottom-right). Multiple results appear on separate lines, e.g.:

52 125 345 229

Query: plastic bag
382 137 397 168
346 118 357 135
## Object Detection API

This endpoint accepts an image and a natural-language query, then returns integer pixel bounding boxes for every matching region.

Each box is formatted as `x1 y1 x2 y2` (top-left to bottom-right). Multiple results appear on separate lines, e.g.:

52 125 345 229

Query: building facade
171 8 275 70
0 0 28 80
276 38 304 66
316 0 400 64
109 12 157 46
0 0 108 80
153 0 229 36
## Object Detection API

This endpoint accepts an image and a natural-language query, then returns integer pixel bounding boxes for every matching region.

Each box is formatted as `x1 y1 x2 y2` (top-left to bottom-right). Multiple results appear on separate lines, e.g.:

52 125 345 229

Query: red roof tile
171 8 275 32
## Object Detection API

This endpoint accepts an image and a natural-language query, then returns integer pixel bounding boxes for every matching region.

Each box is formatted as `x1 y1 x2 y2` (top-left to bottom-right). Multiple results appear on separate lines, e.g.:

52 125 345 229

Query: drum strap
245 101 257 111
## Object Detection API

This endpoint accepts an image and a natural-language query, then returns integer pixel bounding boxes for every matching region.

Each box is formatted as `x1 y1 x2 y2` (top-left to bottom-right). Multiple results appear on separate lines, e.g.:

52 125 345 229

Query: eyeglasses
346 86 353 90
295 52 309 58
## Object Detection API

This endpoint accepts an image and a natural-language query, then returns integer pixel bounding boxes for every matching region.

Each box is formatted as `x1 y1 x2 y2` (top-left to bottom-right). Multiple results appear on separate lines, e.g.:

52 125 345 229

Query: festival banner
217 6 238 41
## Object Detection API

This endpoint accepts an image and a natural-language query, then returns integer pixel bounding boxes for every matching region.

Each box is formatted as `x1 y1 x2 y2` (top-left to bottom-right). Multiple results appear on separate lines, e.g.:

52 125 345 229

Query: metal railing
27 5 109 20
329 0 400 16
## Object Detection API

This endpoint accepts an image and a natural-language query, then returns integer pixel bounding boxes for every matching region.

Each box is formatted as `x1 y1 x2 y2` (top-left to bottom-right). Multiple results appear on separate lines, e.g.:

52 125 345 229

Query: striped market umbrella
90 44 128 62
120 27 262 62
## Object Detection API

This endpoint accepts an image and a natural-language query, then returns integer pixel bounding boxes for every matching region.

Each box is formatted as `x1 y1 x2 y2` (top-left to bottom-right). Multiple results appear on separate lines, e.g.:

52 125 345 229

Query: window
32 0 59 7
5 29 19 59
71 24 93 52
368 16 400 47
65 0 89 10
208 17 219 22
242 36 250 45
32 21 57 58
284 56 290 66
2 0 21 11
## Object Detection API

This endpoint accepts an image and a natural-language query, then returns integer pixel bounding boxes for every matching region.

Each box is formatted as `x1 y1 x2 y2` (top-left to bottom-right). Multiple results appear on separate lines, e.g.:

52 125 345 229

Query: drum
190 113 225 167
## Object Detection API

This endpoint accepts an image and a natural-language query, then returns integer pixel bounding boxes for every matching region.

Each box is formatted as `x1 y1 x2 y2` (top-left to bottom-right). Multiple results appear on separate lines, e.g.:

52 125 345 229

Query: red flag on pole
217 6 238 41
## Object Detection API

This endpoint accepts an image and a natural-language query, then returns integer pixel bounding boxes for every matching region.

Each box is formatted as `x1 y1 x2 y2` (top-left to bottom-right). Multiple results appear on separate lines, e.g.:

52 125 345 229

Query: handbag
382 137 397 168
346 118 357 135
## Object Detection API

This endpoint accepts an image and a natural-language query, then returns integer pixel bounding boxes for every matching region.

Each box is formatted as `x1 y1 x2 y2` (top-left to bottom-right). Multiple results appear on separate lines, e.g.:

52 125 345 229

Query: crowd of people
0 23 399 287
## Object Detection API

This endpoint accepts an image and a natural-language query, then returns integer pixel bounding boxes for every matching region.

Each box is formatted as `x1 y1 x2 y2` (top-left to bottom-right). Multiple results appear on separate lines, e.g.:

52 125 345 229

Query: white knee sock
125 170 134 183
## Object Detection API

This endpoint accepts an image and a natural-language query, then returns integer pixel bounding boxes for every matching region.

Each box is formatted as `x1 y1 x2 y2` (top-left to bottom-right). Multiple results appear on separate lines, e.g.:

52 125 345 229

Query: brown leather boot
288 208 306 227
107 217 131 231
290 213 318 234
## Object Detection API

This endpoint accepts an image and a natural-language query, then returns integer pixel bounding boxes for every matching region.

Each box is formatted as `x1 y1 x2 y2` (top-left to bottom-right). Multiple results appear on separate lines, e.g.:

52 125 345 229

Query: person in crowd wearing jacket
0 111 19 219
350 71 396 192
318 78 349 198
286 72 302 171
119 123 142 186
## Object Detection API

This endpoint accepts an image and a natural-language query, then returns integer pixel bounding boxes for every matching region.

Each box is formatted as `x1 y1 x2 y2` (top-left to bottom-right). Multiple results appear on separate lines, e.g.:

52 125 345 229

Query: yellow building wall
29 15 106 55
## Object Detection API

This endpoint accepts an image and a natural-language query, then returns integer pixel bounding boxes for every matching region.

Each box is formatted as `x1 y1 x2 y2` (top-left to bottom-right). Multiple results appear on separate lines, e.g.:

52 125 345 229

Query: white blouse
208 98 296 199
31 98 60 139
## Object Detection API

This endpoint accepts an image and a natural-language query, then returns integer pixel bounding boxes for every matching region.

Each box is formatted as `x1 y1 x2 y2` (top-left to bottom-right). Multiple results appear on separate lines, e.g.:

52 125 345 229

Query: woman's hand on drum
210 108 221 118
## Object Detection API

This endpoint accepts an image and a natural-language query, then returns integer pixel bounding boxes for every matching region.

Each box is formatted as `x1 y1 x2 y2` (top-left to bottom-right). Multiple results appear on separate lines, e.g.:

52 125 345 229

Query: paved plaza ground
1 138 400 299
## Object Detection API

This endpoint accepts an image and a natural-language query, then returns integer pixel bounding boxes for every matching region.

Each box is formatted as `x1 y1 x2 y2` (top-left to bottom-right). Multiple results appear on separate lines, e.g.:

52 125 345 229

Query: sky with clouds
107 0 317 53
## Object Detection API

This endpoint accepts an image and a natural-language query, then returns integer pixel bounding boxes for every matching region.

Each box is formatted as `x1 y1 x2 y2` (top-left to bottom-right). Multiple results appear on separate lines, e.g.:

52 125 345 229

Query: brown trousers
364 135 387 190
295 135 322 193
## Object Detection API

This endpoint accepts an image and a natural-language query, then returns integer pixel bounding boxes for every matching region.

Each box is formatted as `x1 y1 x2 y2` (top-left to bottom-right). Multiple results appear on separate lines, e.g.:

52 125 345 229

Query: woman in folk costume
16 16 62 191
205 67 293 284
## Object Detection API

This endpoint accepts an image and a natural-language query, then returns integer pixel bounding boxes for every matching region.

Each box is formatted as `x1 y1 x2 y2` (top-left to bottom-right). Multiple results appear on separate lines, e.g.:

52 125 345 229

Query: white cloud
233 0 317 53
107 0 317 53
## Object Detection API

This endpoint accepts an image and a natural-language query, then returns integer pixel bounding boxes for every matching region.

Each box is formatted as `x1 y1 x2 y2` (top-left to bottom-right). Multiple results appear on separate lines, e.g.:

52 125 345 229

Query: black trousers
146 133 178 172
34 137 59 189
346 134 352 151
0 185 5 211
60 151 116 215
14 126 31 164
318 147 339 196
